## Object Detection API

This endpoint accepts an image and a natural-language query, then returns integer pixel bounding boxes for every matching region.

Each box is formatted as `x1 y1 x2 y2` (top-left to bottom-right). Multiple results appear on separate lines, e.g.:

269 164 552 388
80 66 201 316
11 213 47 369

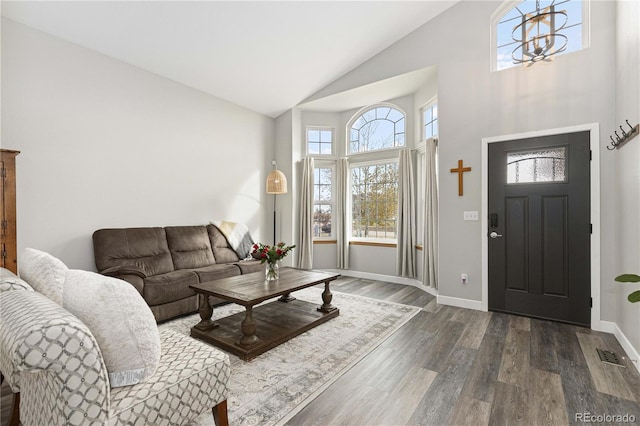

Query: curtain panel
397 149 416 277
297 157 314 269
423 138 439 289
336 158 349 269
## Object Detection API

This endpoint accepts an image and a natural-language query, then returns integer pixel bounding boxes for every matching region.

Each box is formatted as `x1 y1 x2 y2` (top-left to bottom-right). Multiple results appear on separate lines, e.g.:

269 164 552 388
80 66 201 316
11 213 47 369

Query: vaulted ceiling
2 1 458 117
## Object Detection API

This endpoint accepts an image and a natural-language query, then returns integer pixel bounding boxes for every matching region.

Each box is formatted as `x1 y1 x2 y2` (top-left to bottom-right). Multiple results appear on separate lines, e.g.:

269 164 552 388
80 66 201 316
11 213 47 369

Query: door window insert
506 146 566 184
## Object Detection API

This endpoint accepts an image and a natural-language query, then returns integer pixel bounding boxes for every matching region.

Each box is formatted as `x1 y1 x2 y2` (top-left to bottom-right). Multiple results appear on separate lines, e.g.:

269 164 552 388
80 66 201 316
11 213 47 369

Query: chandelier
511 0 568 65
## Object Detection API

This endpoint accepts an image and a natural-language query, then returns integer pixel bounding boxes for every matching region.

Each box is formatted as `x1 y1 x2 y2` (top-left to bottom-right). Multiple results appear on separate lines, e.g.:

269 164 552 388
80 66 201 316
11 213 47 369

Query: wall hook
608 119 639 150
620 126 628 137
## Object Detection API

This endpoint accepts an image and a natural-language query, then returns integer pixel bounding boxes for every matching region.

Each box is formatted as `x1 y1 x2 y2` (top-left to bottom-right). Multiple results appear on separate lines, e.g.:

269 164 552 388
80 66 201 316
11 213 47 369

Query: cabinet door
0 150 20 273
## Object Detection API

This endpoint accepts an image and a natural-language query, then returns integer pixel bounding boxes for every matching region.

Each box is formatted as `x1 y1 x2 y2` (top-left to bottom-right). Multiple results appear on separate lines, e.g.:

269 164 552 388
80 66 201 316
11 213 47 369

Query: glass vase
265 260 280 281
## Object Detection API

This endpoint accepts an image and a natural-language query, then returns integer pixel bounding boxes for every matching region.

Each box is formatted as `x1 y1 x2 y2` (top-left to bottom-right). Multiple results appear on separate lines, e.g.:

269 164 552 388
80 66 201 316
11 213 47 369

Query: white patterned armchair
0 287 231 425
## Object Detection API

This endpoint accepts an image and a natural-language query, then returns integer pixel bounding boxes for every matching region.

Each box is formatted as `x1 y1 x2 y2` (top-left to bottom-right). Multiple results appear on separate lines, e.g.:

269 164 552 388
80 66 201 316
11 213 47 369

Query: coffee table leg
194 294 219 331
238 305 260 347
278 293 296 303
318 281 337 313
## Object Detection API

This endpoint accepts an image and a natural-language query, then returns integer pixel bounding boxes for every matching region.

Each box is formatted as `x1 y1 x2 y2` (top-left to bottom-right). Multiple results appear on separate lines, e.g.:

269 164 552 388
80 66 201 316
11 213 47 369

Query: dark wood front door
488 132 591 326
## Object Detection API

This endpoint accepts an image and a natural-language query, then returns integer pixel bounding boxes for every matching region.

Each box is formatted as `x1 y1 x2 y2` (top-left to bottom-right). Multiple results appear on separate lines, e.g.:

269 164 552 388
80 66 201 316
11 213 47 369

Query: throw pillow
0 267 34 292
18 248 67 305
63 269 161 388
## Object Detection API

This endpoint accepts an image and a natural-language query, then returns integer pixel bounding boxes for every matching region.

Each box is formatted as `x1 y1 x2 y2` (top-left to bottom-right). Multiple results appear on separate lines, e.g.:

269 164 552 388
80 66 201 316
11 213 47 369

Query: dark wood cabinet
1 149 20 273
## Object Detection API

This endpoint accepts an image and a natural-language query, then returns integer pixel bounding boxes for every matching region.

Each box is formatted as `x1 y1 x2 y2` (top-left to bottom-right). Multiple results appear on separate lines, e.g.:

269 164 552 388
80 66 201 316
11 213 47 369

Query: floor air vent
596 348 625 367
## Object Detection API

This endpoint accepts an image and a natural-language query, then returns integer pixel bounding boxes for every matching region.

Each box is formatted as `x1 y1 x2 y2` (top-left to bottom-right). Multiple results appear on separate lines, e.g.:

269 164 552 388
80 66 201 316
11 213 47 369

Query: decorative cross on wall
450 160 471 196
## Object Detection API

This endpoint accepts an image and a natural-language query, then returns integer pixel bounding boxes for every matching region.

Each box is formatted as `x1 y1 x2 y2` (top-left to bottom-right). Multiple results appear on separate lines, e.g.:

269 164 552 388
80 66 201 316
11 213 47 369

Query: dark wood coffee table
189 267 340 360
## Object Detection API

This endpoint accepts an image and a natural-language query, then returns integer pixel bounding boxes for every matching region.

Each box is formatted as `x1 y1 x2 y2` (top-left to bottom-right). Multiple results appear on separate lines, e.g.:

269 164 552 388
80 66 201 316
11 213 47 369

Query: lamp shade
266 169 287 194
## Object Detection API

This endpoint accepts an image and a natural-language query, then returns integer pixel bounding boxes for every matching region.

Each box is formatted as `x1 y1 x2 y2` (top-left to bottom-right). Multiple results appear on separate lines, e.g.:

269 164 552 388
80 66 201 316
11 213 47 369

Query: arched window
492 0 588 71
349 105 405 154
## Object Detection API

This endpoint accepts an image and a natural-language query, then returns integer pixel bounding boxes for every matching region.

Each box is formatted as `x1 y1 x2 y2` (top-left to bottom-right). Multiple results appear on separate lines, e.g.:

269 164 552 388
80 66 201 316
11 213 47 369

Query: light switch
463 211 479 221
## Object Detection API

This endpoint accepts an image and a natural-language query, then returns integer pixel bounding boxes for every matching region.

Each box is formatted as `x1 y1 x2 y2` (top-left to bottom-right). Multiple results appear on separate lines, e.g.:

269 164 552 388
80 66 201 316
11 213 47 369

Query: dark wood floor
287 276 640 425
2 276 639 425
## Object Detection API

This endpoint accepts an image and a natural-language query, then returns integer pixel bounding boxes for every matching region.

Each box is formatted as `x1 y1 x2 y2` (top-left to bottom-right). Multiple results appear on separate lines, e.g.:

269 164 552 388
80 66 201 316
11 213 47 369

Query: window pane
314 167 332 201
387 109 403 122
376 107 391 119
425 123 433 139
308 128 333 156
424 108 432 123
496 0 583 70
313 205 332 238
507 147 566 183
349 107 405 154
423 104 438 140
354 117 367 129
319 168 331 184
350 163 398 240
308 130 320 142
363 109 376 122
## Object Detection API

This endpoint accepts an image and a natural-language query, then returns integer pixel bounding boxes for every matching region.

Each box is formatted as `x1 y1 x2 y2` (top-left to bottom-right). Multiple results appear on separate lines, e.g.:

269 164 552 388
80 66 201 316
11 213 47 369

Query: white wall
303 0 617 317
2 18 274 270
613 0 640 357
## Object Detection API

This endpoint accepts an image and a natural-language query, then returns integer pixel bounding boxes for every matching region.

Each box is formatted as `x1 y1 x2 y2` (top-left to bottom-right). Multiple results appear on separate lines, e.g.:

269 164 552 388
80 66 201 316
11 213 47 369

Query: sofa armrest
100 267 146 295
0 290 110 424
100 265 147 279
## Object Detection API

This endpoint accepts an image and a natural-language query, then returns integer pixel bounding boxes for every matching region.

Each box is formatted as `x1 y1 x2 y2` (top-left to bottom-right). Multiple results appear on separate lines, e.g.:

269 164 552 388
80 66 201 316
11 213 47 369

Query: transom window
349 106 405 154
422 102 438 140
307 128 334 156
494 0 586 71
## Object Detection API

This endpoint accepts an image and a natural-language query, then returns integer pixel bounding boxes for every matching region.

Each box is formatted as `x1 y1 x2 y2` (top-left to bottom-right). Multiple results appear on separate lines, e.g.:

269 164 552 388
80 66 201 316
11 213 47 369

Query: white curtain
423 138 439 289
397 149 416 277
297 157 314 269
336 158 349 269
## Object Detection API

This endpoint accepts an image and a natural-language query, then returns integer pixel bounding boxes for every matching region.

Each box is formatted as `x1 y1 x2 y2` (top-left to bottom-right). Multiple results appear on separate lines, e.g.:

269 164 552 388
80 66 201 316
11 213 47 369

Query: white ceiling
2 1 457 118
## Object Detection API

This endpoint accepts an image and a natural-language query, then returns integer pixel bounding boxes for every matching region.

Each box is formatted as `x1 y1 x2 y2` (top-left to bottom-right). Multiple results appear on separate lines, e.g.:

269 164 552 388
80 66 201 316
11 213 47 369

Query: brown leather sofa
93 225 262 322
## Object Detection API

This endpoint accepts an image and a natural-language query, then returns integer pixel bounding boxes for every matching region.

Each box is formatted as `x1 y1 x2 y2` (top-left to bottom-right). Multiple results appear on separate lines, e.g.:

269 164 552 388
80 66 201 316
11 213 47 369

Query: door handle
489 231 503 239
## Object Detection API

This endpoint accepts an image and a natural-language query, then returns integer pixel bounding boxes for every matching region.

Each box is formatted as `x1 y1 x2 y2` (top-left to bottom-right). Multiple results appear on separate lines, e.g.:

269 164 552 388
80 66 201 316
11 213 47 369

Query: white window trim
306 126 335 157
349 158 400 243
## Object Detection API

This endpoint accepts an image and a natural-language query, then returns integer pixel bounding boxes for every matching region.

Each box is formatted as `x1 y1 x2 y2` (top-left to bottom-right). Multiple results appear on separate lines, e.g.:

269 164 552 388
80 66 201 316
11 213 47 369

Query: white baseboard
437 294 484 311
600 321 640 374
322 269 438 297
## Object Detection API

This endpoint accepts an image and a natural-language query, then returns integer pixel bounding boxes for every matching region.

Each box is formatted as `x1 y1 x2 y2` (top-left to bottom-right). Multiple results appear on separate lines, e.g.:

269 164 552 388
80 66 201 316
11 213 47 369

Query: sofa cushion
0 267 34 292
165 226 216 269
93 228 174 277
143 270 199 306
64 269 161 388
192 263 241 283
19 248 67 305
109 328 230 424
207 225 240 263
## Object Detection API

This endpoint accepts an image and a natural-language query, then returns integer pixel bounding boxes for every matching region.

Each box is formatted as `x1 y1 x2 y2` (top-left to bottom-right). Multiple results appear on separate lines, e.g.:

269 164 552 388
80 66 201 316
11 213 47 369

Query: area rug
159 287 420 426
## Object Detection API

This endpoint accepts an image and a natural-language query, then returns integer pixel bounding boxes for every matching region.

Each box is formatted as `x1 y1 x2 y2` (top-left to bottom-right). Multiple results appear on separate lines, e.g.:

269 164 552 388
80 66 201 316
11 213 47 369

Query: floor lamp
266 162 287 245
